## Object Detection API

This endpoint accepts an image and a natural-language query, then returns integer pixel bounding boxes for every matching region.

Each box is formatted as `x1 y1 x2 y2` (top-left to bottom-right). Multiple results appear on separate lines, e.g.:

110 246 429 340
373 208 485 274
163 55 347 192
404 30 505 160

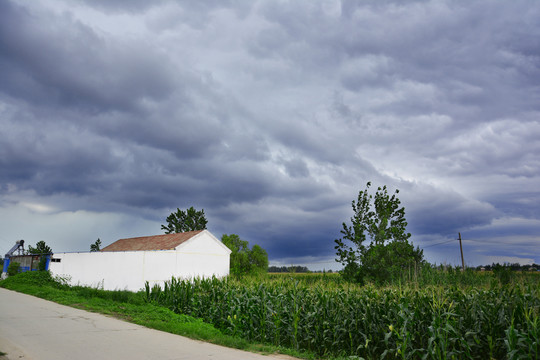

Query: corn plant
144 273 539 359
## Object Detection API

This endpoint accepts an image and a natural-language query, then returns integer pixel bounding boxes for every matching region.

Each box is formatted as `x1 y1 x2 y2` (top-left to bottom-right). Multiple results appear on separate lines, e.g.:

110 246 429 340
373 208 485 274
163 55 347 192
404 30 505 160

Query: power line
462 238 488 243
422 237 538 248
461 238 538 246
422 239 456 248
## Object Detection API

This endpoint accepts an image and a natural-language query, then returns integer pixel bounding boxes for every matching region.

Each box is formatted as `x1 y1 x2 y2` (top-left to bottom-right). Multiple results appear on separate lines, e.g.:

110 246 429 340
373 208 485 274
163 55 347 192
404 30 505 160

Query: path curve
0 288 294 360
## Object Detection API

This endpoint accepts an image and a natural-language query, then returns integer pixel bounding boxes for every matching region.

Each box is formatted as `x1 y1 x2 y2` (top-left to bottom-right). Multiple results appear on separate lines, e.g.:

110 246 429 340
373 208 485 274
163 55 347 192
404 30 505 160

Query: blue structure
2 240 51 276
3 240 25 275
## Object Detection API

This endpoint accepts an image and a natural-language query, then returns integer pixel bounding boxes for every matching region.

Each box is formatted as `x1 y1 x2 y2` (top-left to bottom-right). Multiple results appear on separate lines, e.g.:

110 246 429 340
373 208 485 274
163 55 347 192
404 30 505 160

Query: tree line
268 265 311 273
476 263 539 271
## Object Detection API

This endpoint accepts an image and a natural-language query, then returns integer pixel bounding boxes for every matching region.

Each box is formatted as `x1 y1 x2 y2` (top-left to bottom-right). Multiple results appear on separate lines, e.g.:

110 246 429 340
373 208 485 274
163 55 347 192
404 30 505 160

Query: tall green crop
145 274 539 359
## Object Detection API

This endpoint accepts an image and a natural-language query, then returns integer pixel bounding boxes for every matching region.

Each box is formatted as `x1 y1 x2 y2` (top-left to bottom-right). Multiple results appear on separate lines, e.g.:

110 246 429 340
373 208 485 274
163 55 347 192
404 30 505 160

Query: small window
51 258 61 263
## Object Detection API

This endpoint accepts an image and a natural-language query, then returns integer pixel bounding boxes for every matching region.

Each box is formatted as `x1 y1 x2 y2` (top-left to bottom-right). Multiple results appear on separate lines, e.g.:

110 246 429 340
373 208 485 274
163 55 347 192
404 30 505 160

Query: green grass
0 271 311 359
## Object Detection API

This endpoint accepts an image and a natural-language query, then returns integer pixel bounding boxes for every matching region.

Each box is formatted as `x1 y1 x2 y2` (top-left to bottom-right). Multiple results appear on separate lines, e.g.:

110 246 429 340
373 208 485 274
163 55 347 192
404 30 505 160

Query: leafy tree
335 182 423 284
27 240 52 255
221 234 251 275
222 234 268 276
90 238 102 252
27 241 53 271
161 207 208 234
249 244 269 272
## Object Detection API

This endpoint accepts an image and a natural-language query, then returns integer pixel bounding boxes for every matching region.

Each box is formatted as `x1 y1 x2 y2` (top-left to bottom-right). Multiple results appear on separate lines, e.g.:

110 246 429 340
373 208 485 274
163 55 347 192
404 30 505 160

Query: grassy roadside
0 271 311 359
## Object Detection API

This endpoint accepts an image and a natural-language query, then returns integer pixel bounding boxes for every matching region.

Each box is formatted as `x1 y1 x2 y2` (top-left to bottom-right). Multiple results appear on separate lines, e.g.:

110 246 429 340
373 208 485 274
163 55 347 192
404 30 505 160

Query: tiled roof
101 230 204 252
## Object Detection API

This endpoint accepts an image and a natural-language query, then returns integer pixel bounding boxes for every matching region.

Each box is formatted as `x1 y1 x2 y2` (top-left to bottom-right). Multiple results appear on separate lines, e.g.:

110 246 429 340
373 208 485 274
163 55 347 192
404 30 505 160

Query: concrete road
0 288 292 360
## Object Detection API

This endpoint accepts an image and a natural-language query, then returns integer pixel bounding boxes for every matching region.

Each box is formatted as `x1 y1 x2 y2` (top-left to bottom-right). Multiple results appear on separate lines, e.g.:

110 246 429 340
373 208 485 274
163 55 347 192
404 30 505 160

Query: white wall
49 231 230 291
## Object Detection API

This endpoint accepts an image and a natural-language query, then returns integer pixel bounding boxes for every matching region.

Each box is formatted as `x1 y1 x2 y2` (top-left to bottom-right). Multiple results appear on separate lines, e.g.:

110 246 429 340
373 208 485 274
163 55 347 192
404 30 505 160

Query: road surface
0 288 293 360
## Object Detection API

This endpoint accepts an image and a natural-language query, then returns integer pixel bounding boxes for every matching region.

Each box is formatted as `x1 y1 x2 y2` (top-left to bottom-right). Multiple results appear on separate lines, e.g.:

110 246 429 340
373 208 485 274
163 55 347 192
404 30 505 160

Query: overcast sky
1 0 538 269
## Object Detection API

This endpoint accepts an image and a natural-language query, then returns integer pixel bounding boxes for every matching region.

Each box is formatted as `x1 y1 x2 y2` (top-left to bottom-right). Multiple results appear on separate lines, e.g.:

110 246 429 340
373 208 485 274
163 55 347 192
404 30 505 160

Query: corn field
145 274 539 359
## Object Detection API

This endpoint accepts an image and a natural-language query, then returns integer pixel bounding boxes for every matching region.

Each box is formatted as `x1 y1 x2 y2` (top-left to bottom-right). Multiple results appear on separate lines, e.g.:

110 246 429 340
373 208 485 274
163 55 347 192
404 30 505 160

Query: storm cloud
1 0 538 268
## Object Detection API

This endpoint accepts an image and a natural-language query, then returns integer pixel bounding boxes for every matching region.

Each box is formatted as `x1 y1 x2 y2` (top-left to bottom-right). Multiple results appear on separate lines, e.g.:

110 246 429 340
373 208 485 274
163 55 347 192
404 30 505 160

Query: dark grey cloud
401 183 497 236
75 0 168 13
254 0 540 125
0 1 175 114
1 0 539 267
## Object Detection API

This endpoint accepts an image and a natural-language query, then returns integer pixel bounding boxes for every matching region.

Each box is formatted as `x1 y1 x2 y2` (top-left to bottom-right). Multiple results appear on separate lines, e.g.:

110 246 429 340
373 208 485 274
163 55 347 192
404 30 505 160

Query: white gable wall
49 230 231 291
173 230 230 280
176 230 231 254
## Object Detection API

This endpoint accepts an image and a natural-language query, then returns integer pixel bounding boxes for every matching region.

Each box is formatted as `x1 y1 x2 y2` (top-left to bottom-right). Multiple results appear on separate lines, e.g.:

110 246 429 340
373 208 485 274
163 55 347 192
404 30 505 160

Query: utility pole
458 232 465 272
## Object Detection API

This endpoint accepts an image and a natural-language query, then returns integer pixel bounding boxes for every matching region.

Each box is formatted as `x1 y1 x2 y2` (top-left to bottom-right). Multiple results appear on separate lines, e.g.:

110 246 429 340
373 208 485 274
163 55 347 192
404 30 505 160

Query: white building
49 230 231 291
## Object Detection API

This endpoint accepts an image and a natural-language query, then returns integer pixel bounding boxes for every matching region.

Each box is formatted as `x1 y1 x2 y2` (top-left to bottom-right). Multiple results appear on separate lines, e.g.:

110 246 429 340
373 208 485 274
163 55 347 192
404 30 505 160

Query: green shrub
38 256 48 271
7 261 21 276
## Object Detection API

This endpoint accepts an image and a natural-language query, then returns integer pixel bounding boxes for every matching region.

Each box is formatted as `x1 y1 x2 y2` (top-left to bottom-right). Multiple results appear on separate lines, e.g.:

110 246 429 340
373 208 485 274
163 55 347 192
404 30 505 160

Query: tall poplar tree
335 182 423 284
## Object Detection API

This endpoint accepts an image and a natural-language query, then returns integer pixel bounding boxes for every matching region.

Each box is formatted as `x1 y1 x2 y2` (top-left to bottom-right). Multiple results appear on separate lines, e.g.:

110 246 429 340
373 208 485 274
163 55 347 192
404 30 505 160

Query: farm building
48 230 231 291
1 240 51 277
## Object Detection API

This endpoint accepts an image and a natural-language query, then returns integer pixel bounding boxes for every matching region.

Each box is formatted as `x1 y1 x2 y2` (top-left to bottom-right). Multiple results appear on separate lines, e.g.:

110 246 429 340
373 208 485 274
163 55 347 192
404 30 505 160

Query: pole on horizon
459 232 465 272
